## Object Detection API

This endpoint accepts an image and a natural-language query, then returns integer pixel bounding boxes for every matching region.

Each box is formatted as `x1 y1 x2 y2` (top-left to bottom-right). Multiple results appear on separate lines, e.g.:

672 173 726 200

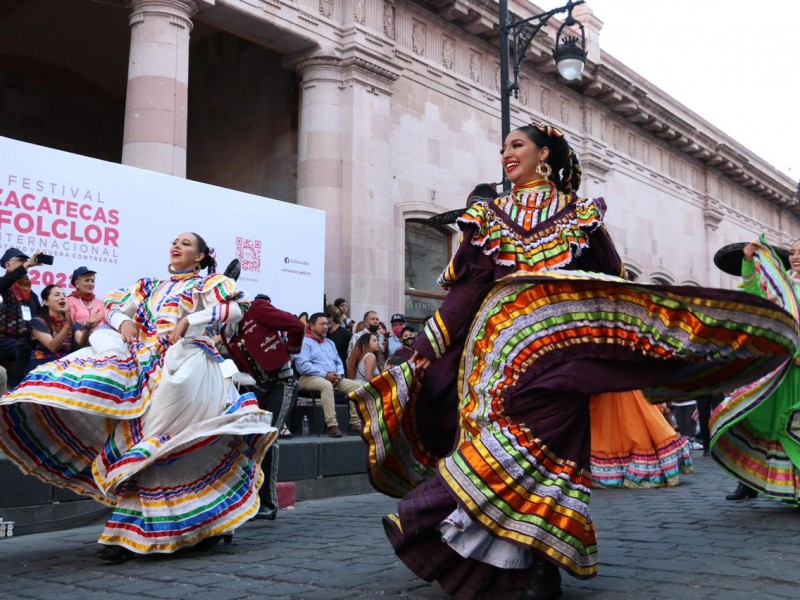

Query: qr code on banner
235 237 262 272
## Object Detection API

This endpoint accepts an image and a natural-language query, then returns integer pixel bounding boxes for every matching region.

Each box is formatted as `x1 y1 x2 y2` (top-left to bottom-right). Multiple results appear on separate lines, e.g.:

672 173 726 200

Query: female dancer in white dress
0 232 276 563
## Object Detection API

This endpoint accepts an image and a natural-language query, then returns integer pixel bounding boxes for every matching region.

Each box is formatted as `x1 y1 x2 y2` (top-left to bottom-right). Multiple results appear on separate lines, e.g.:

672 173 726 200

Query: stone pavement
1 455 799 600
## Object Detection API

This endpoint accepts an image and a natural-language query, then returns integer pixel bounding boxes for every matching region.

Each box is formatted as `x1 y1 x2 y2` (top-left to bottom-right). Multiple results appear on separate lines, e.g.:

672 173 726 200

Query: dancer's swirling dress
0 270 276 553
711 236 800 504
351 186 798 599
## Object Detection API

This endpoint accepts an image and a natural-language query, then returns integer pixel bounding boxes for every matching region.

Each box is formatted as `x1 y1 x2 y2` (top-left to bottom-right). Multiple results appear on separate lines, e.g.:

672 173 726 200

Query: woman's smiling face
790 240 800 274
170 233 205 272
501 130 549 186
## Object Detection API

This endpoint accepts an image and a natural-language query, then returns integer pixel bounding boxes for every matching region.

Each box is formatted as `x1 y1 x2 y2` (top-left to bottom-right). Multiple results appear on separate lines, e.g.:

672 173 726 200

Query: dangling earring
535 162 552 179
193 263 202 273
168 264 177 274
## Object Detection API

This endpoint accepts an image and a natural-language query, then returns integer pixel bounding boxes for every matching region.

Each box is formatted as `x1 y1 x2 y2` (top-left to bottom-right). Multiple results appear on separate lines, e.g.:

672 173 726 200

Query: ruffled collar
510 179 557 209
170 269 200 281
512 179 553 193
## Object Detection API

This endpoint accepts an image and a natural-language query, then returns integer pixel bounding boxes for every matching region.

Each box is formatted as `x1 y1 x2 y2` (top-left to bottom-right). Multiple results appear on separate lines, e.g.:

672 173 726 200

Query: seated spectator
294 312 362 437
0 248 45 388
387 313 407 355
386 326 416 366
326 304 352 367
221 293 305 520
66 266 106 329
333 298 355 330
29 285 88 371
347 332 382 382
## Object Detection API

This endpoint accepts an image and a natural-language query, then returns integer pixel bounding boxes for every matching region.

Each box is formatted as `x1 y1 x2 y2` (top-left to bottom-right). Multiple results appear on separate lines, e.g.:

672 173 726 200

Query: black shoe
518 559 562 600
95 545 134 564
253 505 277 521
347 424 361 436
725 483 758 500
195 534 233 550
702 448 711 457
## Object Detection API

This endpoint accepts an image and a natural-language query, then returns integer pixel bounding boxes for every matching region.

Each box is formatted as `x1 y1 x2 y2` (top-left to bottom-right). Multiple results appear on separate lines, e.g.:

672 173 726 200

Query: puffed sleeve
739 259 765 298
414 203 499 361
737 235 797 317
104 278 156 332
185 274 247 329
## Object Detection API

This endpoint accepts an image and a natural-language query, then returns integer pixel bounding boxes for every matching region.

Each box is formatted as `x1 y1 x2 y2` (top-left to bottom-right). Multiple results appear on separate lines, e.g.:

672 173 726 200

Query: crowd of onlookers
0 248 106 395
0 246 423 439
291 300 423 437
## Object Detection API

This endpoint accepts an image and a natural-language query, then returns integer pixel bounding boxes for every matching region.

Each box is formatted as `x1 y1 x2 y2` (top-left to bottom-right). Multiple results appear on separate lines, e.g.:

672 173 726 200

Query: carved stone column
292 50 400 314
293 54 348 298
121 0 197 177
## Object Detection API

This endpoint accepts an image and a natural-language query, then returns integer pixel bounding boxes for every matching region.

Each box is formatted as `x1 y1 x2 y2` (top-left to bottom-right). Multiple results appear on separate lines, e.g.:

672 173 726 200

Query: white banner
0 136 325 315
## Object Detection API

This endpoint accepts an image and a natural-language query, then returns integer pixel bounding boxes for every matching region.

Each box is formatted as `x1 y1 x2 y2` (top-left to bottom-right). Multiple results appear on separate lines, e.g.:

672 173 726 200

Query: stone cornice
569 57 796 212
414 0 798 216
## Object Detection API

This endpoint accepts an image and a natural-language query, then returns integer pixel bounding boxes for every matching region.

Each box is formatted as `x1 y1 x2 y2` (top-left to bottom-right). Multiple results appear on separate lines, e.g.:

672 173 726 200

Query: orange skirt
590 390 693 488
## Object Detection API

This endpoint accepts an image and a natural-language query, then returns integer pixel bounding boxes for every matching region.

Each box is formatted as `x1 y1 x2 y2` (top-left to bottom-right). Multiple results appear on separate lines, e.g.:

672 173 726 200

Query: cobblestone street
1 456 799 599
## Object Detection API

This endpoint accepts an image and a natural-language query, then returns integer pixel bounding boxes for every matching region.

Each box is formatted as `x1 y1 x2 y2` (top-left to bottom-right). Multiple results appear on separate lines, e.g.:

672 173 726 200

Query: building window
624 265 640 282
651 275 673 286
404 220 450 326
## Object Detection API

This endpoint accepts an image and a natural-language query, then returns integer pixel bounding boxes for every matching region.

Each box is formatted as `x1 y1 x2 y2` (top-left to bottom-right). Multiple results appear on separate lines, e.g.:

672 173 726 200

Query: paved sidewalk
1 456 798 599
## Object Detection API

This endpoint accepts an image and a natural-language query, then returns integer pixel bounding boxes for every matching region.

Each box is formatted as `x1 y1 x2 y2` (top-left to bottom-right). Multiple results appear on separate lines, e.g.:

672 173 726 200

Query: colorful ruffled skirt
590 390 692 488
0 328 277 553
351 271 798 599
711 364 800 503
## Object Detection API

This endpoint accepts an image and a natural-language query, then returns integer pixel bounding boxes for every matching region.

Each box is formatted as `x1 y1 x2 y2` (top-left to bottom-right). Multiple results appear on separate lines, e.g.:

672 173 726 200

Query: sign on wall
0 136 324 315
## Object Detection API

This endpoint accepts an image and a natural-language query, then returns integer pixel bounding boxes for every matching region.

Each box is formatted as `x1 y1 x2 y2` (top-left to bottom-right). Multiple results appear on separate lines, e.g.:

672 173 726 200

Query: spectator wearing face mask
386 326 417 367
347 310 381 354
387 314 407 355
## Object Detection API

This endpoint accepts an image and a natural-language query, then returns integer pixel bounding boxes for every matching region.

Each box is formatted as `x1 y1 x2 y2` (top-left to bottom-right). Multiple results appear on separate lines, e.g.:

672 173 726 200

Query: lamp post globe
554 39 586 80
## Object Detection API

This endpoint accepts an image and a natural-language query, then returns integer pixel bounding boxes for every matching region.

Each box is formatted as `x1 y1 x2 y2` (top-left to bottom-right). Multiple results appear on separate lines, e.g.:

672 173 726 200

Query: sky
534 0 799 181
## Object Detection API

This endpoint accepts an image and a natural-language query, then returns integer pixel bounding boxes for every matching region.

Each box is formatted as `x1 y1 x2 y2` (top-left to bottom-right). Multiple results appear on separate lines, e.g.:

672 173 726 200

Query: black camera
37 254 54 265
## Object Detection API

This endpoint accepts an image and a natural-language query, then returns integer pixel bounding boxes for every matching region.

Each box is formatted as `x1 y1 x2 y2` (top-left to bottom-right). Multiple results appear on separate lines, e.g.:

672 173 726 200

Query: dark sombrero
426 208 467 227
713 242 791 276
427 185 501 227
223 258 241 281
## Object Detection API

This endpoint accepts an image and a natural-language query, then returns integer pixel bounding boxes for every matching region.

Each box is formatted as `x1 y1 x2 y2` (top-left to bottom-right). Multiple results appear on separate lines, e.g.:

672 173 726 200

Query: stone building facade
1 0 797 324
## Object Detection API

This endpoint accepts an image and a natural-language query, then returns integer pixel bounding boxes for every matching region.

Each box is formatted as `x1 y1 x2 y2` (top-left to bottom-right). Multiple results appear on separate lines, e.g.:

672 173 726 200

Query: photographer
0 248 47 387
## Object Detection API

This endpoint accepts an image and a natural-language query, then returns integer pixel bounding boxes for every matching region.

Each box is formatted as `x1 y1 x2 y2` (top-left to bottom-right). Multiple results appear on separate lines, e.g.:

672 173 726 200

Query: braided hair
515 123 582 193
190 232 217 274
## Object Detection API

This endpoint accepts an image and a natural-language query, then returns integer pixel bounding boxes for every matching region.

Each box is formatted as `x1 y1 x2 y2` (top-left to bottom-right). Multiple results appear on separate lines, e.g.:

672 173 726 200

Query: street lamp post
499 0 587 190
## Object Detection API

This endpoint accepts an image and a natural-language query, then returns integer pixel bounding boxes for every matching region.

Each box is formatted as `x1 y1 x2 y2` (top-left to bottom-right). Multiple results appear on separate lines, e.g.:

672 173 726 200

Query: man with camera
0 248 48 388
